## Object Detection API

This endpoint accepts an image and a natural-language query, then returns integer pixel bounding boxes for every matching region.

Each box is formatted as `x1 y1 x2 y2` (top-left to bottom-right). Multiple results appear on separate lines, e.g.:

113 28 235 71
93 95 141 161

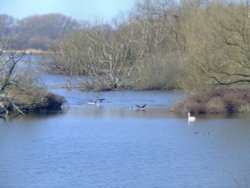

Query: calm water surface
1 72 250 187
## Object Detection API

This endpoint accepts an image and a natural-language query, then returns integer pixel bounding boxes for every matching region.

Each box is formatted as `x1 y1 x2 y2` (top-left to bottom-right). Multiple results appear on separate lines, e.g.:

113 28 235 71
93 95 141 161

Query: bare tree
13 13 80 50
78 23 138 90
204 1 250 85
0 35 63 118
0 37 29 117
47 31 88 88
128 0 180 89
177 1 250 91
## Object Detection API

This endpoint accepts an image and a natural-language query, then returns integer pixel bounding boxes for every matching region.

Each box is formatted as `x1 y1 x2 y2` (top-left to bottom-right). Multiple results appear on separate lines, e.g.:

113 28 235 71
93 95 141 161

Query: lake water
1 60 250 187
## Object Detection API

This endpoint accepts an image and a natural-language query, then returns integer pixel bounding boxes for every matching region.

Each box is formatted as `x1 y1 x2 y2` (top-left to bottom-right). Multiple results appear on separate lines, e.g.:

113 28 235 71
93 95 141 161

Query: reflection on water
66 105 174 119
91 106 166 118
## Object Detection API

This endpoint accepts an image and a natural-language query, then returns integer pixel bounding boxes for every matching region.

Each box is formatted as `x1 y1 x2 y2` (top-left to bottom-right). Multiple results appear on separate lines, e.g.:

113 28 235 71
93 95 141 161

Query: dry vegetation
0 69 66 119
172 88 250 114
2 0 250 93
2 0 250 115
46 0 181 90
45 0 250 93
0 40 65 119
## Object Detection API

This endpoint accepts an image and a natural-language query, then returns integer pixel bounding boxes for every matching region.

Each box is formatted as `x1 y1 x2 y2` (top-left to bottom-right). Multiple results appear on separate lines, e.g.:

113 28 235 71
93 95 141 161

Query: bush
131 53 179 90
172 88 250 114
30 93 66 113
206 97 226 114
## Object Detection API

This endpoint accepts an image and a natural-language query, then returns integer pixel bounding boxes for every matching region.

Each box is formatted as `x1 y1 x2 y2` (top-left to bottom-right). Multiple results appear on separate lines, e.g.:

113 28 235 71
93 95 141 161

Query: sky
0 0 138 22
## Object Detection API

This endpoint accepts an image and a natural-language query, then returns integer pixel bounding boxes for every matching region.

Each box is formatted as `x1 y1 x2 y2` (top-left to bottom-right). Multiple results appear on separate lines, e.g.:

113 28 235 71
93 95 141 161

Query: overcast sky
0 0 137 22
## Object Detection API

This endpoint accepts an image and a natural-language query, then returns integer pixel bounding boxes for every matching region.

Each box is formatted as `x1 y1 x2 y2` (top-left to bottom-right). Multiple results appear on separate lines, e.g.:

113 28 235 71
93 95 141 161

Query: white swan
87 99 97 105
188 113 196 121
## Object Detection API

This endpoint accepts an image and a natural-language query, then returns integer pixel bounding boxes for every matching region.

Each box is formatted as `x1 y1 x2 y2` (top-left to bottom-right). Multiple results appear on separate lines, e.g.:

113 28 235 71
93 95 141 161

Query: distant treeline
2 0 250 91
0 13 80 50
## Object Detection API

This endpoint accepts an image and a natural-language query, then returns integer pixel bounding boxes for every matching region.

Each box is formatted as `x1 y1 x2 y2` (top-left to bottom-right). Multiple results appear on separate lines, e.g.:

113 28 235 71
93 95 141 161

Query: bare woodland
45 0 250 91
1 0 250 113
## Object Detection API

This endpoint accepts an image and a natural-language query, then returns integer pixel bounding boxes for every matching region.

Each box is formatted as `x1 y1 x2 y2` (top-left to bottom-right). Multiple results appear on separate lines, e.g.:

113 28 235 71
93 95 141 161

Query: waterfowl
87 98 105 107
87 99 97 105
136 104 147 110
96 98 105 103
188 112 196 121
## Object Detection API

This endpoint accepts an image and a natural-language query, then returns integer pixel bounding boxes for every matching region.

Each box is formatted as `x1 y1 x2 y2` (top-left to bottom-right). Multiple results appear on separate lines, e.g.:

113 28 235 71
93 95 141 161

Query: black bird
96 98 105 103
136 104 147 110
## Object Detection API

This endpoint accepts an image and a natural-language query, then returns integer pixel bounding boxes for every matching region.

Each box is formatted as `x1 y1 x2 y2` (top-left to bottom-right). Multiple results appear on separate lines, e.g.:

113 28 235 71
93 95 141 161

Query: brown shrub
222 91 250 113
205 97 226 114
172 98 206 114
190 93 210 104
40 93 65 110
21 93 66 113
172 88 250 114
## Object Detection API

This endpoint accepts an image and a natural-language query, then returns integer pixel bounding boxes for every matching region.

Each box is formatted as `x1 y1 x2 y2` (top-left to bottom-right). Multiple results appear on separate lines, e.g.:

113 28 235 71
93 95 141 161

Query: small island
0 51 65 119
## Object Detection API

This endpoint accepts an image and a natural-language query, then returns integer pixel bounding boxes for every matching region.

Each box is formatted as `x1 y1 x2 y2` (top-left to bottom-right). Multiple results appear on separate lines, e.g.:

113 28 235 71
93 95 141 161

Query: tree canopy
2 0 250 91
